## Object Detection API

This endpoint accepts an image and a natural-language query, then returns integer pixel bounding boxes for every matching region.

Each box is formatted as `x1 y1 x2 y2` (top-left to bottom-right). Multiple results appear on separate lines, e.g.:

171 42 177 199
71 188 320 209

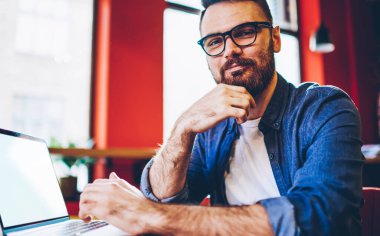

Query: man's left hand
79 172 157 234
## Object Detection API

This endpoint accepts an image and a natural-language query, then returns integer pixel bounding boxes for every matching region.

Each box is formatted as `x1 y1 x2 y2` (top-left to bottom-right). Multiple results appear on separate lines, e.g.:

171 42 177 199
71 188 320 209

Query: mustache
221 57 256 72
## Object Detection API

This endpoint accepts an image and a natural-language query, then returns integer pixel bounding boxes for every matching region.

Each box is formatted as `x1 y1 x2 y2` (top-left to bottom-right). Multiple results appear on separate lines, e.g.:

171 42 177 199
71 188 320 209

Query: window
164 0 300 138
268 0 300 85
0 0 94 146
275 33 301 85
164 7 215 140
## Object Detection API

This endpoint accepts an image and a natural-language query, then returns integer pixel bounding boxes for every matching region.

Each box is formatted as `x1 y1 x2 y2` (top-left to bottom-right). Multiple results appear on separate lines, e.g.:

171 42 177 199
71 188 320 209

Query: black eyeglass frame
197 21 273 56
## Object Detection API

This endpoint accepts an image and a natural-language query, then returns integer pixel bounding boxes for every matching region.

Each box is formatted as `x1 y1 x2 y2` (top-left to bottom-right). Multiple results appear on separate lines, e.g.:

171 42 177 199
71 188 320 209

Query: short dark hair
200 0 273 25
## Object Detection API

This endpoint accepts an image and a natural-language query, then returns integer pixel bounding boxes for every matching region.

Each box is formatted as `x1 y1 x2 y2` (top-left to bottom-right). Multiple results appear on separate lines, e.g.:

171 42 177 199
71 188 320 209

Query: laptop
0 128 128 236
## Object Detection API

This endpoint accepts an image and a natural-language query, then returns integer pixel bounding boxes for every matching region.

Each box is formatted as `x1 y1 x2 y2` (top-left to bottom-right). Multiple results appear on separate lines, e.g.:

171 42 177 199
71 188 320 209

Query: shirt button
269 153 274 160
273 122 279 128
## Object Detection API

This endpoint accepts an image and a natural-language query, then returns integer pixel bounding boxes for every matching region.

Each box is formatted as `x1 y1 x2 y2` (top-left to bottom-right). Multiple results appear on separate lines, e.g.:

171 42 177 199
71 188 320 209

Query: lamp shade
310 23 335 53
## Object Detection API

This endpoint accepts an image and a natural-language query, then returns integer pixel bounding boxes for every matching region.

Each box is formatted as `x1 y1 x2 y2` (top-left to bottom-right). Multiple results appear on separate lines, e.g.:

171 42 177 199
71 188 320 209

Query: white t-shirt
225 118 280 205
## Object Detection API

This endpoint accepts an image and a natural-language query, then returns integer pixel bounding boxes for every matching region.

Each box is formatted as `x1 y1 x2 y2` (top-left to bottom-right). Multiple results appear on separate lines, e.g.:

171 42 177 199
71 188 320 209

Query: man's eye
233 29 256 38
206 37 223 47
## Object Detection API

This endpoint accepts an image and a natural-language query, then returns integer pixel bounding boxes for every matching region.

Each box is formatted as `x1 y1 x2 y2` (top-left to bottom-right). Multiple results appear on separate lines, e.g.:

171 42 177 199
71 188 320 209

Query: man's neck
247 73 278 120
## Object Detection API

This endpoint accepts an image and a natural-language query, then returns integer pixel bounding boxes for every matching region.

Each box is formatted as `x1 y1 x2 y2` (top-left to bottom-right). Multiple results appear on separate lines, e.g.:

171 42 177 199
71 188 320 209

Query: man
79 0 364 235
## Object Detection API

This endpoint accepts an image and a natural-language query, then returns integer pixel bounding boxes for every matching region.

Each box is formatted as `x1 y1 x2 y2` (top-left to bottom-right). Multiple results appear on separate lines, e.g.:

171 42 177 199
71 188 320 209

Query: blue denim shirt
140 75 364 236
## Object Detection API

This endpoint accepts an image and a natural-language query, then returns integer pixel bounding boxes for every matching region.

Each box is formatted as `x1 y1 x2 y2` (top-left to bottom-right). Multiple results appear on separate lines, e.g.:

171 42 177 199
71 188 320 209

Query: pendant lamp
309 22 335 53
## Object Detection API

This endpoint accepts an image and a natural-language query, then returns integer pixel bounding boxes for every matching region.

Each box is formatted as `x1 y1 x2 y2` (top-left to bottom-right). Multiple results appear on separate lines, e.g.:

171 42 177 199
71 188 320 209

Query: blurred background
0 0 379 212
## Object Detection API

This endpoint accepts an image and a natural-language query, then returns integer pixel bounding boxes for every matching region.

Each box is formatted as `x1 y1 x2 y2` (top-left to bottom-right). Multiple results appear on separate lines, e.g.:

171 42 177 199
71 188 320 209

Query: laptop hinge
3 216 69 235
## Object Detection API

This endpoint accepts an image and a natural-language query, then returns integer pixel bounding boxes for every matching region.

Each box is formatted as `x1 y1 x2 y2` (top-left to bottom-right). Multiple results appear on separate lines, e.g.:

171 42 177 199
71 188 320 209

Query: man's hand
149 84 255 199
177 84 256 135
79 172 159 234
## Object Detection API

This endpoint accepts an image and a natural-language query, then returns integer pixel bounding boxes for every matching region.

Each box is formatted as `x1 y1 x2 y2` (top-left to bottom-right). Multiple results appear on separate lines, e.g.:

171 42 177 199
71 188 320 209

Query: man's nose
223 37 243 58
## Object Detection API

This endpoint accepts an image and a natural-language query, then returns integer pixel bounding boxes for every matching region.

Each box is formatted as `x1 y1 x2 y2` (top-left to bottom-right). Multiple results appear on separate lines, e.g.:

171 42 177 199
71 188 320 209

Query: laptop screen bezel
0 128 70 232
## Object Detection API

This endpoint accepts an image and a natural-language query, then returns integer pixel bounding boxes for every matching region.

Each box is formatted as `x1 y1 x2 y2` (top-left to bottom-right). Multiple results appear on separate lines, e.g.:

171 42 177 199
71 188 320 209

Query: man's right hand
177 84 256 135
149 84 255 199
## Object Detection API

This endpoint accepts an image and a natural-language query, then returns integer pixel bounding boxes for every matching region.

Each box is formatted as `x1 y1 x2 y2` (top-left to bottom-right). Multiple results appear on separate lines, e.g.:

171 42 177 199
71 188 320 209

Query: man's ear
272 26 281 53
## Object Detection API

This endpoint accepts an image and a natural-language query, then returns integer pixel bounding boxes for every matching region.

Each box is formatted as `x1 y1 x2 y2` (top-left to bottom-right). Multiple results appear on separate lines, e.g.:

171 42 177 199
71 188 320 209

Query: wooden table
49 147 156 159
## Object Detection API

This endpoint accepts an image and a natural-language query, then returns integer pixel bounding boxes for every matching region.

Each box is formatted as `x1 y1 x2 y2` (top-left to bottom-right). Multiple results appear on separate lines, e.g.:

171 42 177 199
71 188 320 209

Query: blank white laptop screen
0 133 67 228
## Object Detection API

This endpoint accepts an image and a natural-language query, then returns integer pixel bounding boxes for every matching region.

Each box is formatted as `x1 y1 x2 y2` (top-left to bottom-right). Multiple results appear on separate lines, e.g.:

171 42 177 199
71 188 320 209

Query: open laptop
0 128 128 236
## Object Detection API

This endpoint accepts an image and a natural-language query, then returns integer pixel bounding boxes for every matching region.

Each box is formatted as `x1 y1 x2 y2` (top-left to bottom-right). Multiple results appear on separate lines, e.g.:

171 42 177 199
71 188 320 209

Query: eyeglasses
197 21 273 56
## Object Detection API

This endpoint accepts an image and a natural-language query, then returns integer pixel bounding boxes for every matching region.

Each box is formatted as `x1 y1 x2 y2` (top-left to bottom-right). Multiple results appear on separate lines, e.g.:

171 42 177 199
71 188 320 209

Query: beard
219 41 275 97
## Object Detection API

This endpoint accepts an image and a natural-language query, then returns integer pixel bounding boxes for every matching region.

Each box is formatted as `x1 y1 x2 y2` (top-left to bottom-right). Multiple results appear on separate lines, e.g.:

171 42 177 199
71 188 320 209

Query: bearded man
79 1 364 235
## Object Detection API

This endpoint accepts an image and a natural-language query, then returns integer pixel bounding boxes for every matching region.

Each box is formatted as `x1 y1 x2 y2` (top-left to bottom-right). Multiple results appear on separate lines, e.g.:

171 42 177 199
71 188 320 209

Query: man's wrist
163 121 196 162
138 201 169 235
171 117 195 141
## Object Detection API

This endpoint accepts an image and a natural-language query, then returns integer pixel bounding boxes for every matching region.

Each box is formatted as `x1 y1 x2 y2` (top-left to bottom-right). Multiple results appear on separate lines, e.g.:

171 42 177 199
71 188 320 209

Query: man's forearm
149 123 196 199
143 203 274 236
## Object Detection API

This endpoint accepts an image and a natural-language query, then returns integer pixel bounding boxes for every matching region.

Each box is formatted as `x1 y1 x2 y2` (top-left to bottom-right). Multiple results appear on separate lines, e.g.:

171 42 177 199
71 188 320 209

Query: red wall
108 0 165 148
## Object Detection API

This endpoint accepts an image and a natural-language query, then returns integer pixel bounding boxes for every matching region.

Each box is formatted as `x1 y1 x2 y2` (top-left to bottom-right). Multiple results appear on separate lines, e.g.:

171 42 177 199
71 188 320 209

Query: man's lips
225 64 248 74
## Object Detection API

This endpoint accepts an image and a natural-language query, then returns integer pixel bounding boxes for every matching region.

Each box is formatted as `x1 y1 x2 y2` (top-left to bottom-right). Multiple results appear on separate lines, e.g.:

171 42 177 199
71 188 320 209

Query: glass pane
267 0 298 32
275 33 301 85
164 9 215 140
0 0 93 146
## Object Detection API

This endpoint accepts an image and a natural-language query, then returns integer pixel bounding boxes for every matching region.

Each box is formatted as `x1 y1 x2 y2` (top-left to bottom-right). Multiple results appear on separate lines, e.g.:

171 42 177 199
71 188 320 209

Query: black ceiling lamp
309 22 335 53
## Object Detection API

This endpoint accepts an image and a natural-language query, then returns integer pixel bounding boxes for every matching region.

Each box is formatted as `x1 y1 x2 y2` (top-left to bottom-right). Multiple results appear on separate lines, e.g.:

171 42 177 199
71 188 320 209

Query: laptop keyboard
11 220 109 236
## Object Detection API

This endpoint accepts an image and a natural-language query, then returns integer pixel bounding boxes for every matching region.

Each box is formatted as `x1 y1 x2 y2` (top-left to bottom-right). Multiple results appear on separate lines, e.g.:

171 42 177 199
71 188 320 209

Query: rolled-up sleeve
259 197 300 235
140 158 190 203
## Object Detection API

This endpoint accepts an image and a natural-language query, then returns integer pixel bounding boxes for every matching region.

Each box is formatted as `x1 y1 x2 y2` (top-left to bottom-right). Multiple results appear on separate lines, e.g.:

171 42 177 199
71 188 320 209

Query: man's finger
80 188 109 207
82 183 107 193
221 87 256 108
108 173 133 191
79 191 97 206
108 172 135 190
228 97 251 110
225 107 247 120
219 84 248 93
78 203 94 223
93 178 111 184
109 172 120 180
80 214 93 223
248 94 256 108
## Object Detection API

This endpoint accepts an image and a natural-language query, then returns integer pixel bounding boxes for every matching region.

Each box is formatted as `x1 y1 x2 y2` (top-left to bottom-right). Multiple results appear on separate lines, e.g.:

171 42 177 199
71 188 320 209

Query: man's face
200 1 281 97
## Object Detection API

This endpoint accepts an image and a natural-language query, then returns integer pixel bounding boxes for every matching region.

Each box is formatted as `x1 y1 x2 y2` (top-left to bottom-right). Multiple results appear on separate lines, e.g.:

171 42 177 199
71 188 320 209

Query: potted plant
50 139 94 200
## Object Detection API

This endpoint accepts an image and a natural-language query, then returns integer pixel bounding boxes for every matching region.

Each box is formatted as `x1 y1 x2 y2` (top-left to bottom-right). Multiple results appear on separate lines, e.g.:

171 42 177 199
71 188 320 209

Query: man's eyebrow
202 22 255 38
202 31 223 38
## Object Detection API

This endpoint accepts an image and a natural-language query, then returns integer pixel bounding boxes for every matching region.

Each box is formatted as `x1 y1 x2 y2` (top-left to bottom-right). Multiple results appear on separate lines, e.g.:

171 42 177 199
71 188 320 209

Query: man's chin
222 74 252 87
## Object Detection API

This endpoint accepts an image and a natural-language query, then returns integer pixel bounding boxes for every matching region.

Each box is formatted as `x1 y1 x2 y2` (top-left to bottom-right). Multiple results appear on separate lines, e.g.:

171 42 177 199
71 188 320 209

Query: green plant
49 138 95 171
